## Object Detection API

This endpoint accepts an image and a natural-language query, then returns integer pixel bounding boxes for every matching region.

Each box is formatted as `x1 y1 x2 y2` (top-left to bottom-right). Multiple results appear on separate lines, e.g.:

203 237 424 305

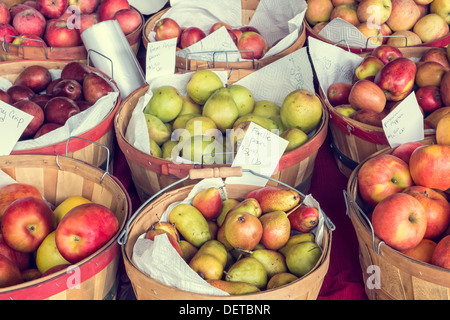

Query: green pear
269 115 285 134
168 203 211 247
279 232 315 256
184 116 218 138
232 113 279 132
207 279 260 295
144 113 171 145
225 256 268 289
266 272 298 290
144 85 183 123
228 84 255 116
180 135 224 165
225 198 262 221
216 198 240 227
189 240 228 280
253 100 280 118
172 114 201 131
161 140 181 159
248 249 288 278
202 87 239 133
285 241 322 277
180 95 202 115
280 89 323 134
186 70 224 104
149 138 162 158
280 128 309 153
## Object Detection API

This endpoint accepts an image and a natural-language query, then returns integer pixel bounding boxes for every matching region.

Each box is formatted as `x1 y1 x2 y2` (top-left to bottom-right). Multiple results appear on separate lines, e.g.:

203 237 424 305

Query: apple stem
286 201 304 217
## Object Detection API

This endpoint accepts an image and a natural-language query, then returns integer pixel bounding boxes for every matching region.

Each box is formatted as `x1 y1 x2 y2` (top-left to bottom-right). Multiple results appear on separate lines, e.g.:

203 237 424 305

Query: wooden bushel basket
1 59 121 169
142 1 307 71
118 167 333 300
0 154 131 300
320 47 437 178
0 7 144 62
114 69 329 202
344 141 450 300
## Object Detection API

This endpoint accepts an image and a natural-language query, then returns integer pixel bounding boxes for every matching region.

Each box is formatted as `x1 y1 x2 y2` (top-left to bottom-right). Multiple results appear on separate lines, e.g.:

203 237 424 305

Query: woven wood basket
0 154 131 300
142 0 306 71
2 59 121 169
345 141 450 300
119 167 333 300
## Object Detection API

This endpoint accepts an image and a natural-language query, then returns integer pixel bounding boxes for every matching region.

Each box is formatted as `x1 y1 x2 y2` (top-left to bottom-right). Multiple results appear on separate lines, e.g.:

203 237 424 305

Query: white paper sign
0 101 33 156
146 37 177 83
382 92 424 148
225 122 288 186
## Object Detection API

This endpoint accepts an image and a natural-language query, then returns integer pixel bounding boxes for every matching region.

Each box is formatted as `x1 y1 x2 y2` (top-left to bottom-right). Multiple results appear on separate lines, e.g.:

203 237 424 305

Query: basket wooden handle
188 167 242 179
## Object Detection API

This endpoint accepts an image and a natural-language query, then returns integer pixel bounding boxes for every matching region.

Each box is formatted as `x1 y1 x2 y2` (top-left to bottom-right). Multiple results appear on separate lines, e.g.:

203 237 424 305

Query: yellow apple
413 14 449 43
430 0 450 24
386 30 422 46
386 0 421 31
53 195 91 224
357 22 383 45
35 231 70 274
305 0 334 25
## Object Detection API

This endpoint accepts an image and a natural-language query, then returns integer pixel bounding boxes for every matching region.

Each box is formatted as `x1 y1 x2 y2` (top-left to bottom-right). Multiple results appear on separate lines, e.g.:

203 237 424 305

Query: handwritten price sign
0 101 33 156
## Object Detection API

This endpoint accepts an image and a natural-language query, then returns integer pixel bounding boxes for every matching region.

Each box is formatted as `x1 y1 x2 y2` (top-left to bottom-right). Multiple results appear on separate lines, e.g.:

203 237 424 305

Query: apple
380 23 393 43
60 61 91 84
79 12 99 34
0 235 30 271
288 205 319 233
331 3 359 26
0 183 42 222
349 108 390 127
1 196 56 253
0 254 23 288
334 104 357 117
98 0 130 22
237 31 268 60
355 55 385 80
230 28 242 40
420 47 450 71
372 193 427 251
442 71 450 106
68 0 100 14
226 29 238 45
357 0 392 24
7 85 35 103
374 57 416 101
9 4 34 20
34 122 63 138
55 203 119 263
179 27 206 49
40 263 70 277
43 96 80 125
45 19 82 47
431 235 450 269
51 79 83 100
358 154 414 207
0 89 12 104
0 23 19 43
21 268 42 282
153 17 181 42
239 26 260 34
357 22 383 46
371 45 403 64
12 33 47 47
386 0 421 32
409 144 450 191
430 0 450 24
12 8 46 38
386 30 422 47
391 141 423 164
113 8 141 35
415 85 443 115
209 22 232 34
348 79 386 113
403 186 450 239
36 0 69 19
0 3 10 24
413 13 449 44
13 100 45 139
144 229 183 257
327 82 352 106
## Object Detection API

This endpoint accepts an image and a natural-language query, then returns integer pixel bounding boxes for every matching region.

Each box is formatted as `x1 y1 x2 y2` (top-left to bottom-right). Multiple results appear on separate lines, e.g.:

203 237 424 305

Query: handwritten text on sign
146 37 177 83
0 101 33 156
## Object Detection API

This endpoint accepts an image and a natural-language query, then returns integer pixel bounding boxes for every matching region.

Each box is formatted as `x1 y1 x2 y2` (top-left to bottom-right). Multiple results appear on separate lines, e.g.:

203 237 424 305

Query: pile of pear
144 186 323 296
141 70 324 163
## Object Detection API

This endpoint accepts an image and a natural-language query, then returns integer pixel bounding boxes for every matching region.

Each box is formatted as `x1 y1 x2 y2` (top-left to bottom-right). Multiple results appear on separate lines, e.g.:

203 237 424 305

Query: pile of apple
0 61 114 140
153 17 269 60
357 140 450 270
306 0 449 47
326 44 450 135
144 185 324 294
0 0 141 48
0 182 119 288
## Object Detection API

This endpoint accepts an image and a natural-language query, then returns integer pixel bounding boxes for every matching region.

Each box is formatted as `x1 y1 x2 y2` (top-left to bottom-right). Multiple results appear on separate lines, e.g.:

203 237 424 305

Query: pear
180 135 224 164
224 211 263 251
144 113 171 145
285 241 322 277
207 279 260 295
253 100 280 118
144 85 183 122
279 232 315 256
269 115 286 134
266 272 298 290
149 138 162 158
202 87 239 133
216 198 240 227
186 70 224 104
228 84 255 116
189 240 228 280
172 113 201 131
259 210 291 250
280 128 309 153
168 203 211 247
184 116 218 138
192 187 223 220
232 113 279 132
245 186 301 213
280 89 323 134
180 240 198 263
216 224 234 251
225 198 262 222
248 249 288 278
161 140 181 160
225 256 268 289
180 95 202 115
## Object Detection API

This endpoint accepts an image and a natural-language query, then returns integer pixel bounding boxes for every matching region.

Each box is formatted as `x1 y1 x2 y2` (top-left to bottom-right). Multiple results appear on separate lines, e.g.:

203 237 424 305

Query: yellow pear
202 87 239 133
149 138 162 158
186 70 224 104
179 240 198 263
189 240 228 280
216 198 240 227
228 84 255 116
35 231 70 274
286 241 322 277
248 249 288 278
144 85 183 122
179 96 202 115
266 272 298 290
207 279 260 295
280 128 309 152
245 186 301 213
172 113 201 131
253 100 280 118
161 140 181 160
144 113 171 145
53 195 91 224
225 256 268 289
279 232 316 256
184 116 218 138
180 135 224 164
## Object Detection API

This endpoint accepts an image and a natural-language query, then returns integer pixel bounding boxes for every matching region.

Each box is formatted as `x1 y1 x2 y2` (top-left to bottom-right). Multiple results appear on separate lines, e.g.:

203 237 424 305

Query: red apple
391 141 424 164
209 22 231 34
43 96 80 125
0 3 10 24
371 45 403 64
144 229 183 257
403 186 450 239
21 268 42 281
239 26 260 34
32 93 52 108
113 8 141 35
374 57 417 101
0 183 42 221
44 19 81 47
409 144 450 191
179 27 206 49
327 82 352 106
98 0 130 21
60 61 91 84
7 85 35 103
358 154 414 207
51 79 83 100
12 33 47 47
0 89 12 105
192 187 223 220
40 263 70 277
0 235 30 271
348 79 387 113
9 4 33 20
1 196 56 253
0 254 23 288
431 235 450 269
79 12 99 34
350 108 390 127
230 28 242 40
415 85 443 115
68 0 100 14
237 31 268 60
13 100 45 139
226 29 238 45
75 100 92 111
55 203 119 263
0 23 19 43
13 65 52 93
12 8 46 38
36 0 69 19
288 205 319 233
34 122 62 138
153 17 181 41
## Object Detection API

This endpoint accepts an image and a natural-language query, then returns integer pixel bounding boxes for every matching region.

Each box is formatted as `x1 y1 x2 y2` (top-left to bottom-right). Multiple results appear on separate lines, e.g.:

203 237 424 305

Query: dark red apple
60 62 91 84
51 79 83 100
13 100 45 139
0 89 12 105
43 96 80 125
35 0 69 19
415 85 443 115
13 65 52 93
327 82 353 106
82 72 114 104
33 122 62 139
6 85 35 103
239 26 260 34
179 27 206 49
31 94 52 108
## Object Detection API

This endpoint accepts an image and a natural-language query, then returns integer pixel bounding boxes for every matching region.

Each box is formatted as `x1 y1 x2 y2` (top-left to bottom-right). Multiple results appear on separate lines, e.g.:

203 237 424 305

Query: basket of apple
142 0 307 71
304 0 450 54
0 59 120 169
119 168 334 299
0 0 144 61
345 137 449 300
310 38 448 177
0 153 131 300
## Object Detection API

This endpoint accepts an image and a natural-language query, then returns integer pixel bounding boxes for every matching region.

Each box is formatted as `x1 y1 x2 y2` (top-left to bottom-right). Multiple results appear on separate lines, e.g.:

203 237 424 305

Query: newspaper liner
132 177 326 296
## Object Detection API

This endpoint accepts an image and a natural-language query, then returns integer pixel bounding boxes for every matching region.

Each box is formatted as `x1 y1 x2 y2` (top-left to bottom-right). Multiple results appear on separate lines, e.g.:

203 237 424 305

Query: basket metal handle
87 49 114 79
2 35 50 59
183 50 257 70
